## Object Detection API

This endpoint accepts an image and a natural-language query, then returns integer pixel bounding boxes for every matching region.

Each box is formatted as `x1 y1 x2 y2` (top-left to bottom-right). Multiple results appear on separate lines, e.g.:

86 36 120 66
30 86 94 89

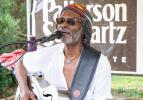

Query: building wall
26 0 143 74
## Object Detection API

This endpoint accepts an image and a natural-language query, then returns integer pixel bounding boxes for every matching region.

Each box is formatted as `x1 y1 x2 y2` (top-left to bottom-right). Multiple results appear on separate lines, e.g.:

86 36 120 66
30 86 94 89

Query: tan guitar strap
69 46 101 100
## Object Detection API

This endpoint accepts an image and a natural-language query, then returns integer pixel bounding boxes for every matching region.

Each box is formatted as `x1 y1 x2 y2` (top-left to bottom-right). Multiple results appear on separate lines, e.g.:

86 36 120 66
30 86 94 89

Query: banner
32 0 137 72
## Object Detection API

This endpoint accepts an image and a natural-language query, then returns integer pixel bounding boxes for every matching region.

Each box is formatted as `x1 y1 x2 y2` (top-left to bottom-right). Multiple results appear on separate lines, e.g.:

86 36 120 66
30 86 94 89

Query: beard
61 28 83 45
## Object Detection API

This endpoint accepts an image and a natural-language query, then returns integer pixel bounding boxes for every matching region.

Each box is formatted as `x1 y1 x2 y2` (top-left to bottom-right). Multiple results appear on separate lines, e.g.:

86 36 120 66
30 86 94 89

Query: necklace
65 56 79 64
65 48 83 64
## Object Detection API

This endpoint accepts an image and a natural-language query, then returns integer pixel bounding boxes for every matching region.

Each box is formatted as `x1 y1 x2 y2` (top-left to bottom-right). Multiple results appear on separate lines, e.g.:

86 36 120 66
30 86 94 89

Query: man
15 4 112 100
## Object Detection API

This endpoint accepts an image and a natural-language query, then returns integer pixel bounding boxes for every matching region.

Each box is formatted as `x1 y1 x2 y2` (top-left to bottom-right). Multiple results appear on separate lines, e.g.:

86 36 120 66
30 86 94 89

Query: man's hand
20 88 37 100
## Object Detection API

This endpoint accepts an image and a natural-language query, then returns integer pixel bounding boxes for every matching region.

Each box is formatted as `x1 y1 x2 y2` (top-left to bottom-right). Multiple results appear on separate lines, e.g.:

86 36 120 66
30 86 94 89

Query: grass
112 75 143 99
1 75 143 99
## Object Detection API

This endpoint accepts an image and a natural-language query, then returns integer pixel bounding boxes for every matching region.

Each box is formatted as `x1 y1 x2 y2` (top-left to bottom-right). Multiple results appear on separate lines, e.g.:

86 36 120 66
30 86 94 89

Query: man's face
56 10 83 45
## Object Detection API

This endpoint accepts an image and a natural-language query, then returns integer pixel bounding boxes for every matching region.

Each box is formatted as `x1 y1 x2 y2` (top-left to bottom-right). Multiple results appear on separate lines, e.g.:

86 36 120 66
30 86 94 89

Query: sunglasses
56 18 83 26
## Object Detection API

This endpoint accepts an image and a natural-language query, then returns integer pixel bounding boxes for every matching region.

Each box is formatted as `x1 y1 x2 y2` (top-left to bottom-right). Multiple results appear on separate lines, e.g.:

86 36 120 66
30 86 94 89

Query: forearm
15 59 29 91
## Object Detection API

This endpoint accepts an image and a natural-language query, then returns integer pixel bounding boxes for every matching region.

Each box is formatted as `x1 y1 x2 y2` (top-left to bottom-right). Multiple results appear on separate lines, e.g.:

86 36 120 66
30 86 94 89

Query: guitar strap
69 46 101 100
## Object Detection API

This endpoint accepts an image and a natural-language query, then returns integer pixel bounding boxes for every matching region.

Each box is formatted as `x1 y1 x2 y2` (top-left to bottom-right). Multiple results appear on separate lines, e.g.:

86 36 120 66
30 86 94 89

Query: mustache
57 28 71 34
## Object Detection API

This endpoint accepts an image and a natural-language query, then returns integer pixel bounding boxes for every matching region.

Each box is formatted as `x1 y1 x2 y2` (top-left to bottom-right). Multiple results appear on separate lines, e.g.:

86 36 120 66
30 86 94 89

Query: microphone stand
0 31 63 71
0 36 38 71
0 37 37 50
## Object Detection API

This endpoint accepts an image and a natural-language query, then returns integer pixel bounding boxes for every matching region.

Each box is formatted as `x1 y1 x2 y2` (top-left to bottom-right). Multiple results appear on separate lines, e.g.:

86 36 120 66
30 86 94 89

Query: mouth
60 30 71 37
63 32 70 35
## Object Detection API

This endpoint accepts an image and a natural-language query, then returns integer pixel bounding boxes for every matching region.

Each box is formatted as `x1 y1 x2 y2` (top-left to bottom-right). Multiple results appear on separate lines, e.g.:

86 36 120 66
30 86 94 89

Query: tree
0 0 26 97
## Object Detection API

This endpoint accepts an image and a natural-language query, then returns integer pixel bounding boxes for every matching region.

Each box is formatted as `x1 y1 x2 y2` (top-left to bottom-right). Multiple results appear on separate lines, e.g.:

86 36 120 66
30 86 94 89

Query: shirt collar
58 43 65 54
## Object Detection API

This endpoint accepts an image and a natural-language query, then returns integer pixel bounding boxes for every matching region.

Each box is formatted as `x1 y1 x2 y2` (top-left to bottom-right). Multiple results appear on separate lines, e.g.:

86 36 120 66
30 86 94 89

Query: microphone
36 30 63 43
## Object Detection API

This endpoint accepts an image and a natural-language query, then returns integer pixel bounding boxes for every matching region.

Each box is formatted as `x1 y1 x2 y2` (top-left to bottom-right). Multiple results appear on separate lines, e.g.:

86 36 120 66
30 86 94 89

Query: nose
57 20 68 29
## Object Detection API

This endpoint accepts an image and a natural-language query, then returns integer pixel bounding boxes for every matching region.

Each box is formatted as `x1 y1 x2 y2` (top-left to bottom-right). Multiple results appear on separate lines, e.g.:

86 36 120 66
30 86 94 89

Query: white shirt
23 43 112 100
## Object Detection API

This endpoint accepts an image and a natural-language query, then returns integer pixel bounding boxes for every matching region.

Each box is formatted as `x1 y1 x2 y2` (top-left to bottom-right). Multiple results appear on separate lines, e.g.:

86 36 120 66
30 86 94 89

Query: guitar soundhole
43 93 52 97
38 75 43 78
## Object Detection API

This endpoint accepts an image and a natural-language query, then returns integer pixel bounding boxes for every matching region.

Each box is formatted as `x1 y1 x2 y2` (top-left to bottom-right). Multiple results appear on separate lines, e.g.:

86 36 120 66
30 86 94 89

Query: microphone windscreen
54 30 63 39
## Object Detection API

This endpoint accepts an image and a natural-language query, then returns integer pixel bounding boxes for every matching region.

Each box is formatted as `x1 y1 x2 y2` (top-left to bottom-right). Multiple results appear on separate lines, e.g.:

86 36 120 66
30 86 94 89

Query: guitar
15 74 70 100
0 50 69 99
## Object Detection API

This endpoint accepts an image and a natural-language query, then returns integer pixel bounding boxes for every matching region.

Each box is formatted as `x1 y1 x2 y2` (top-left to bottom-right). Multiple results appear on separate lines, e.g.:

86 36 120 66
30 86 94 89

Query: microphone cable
0 30 63 71
0 41 36 49
0 41 43 71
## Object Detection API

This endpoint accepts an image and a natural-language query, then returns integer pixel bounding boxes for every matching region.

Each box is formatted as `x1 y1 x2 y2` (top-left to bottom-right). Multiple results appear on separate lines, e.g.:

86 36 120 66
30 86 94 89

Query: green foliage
0 0 27 53
0 13 20 34
112 75 143 98
0 68 17 97
0 0 26 97
0 0 14 14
